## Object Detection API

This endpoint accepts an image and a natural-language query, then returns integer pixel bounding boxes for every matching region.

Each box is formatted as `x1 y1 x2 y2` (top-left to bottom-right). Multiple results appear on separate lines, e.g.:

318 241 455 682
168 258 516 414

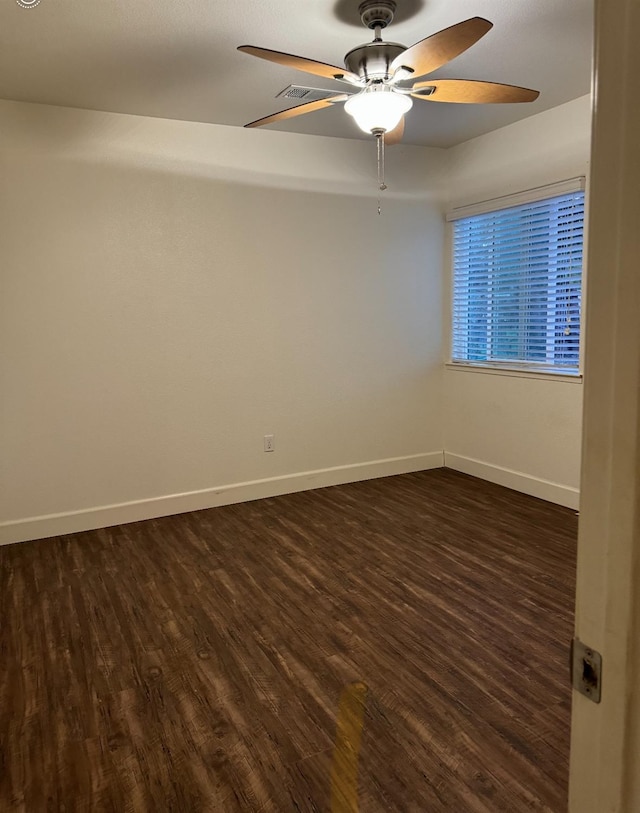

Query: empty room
3 0 639 810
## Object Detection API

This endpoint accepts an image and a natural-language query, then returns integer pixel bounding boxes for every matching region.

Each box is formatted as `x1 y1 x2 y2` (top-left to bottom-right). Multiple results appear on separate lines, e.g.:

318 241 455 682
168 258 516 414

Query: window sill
445 362 583 383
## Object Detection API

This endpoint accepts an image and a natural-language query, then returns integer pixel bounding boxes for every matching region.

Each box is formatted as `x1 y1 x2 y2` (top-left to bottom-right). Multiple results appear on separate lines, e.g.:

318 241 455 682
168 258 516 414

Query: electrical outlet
264 434 275 452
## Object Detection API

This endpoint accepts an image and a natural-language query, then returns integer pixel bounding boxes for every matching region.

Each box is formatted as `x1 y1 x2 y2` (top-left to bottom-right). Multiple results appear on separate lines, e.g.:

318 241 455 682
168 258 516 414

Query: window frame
446 178 587 379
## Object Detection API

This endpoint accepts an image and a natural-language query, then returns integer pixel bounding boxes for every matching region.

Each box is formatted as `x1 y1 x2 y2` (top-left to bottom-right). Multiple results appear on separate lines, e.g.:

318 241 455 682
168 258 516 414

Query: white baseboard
0 451 444 546
444 452 579 510
0 450 579 546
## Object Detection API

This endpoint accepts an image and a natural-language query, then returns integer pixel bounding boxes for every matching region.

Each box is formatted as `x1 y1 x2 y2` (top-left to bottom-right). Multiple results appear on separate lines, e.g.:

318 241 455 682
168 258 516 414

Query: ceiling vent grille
276 85 339 102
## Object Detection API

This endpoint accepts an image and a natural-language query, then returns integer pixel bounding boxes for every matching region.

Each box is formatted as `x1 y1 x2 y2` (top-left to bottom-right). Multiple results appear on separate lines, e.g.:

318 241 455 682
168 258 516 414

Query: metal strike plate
571 638 602 703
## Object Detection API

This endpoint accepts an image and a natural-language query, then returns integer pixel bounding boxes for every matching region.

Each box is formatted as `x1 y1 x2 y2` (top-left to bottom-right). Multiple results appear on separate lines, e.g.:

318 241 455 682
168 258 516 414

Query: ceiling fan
237 0 540 146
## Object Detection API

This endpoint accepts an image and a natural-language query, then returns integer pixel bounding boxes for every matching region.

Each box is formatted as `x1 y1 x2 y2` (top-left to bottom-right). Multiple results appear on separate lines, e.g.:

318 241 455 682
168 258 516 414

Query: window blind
451 189 585 372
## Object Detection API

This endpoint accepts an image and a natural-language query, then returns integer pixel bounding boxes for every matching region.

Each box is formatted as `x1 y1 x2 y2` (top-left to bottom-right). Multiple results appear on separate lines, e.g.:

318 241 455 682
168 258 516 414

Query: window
449 181 585 374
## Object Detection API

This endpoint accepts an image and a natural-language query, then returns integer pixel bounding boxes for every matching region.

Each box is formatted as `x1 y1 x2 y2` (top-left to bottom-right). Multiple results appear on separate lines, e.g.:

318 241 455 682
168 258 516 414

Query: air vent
276 85 339 103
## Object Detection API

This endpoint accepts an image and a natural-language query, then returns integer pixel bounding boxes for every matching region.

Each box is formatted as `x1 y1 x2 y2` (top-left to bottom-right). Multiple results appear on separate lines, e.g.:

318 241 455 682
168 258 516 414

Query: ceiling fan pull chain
376 130 387 214
377 131 387 191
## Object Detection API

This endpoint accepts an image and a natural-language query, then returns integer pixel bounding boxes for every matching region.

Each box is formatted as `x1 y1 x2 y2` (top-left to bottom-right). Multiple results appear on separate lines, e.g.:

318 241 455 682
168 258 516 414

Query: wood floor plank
0 470 577 811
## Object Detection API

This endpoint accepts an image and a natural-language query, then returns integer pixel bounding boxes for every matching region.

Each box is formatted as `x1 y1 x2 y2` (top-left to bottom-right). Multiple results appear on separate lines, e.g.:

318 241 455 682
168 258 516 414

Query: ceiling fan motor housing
344 41 406 81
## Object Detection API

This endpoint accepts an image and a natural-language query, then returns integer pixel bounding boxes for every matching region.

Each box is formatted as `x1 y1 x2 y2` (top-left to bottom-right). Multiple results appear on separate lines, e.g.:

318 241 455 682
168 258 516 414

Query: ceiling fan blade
390 17 493 80
244 94 348 128
412 79 539 104
238 45 361 85
385 117 405 146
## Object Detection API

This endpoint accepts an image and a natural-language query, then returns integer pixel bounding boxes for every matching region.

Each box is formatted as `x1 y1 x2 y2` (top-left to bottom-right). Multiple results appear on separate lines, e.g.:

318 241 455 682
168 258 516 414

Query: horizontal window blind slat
454 216 585 234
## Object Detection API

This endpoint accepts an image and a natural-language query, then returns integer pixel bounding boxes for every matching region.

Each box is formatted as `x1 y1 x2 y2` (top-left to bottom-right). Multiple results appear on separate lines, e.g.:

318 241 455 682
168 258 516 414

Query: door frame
569 0 640 809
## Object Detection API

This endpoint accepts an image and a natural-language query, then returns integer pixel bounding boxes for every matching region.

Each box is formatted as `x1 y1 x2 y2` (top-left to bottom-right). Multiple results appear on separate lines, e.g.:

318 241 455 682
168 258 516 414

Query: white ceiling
0 0 593 148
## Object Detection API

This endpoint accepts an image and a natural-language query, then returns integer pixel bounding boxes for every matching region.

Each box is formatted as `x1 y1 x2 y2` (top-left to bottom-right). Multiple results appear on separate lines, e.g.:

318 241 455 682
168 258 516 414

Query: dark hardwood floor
0 469 577 812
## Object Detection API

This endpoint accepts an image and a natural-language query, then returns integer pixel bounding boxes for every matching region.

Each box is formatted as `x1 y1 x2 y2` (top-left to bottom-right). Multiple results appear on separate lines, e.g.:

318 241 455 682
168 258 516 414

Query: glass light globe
344 87 413 134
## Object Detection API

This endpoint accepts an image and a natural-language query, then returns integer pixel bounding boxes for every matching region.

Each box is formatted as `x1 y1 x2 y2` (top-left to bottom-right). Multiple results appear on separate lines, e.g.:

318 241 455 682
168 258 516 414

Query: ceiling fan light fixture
344 87 412 135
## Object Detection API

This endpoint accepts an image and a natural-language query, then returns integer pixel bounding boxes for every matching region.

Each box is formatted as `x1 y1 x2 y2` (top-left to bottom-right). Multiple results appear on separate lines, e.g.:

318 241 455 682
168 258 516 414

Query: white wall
443 95 592 508
0 101 447 544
